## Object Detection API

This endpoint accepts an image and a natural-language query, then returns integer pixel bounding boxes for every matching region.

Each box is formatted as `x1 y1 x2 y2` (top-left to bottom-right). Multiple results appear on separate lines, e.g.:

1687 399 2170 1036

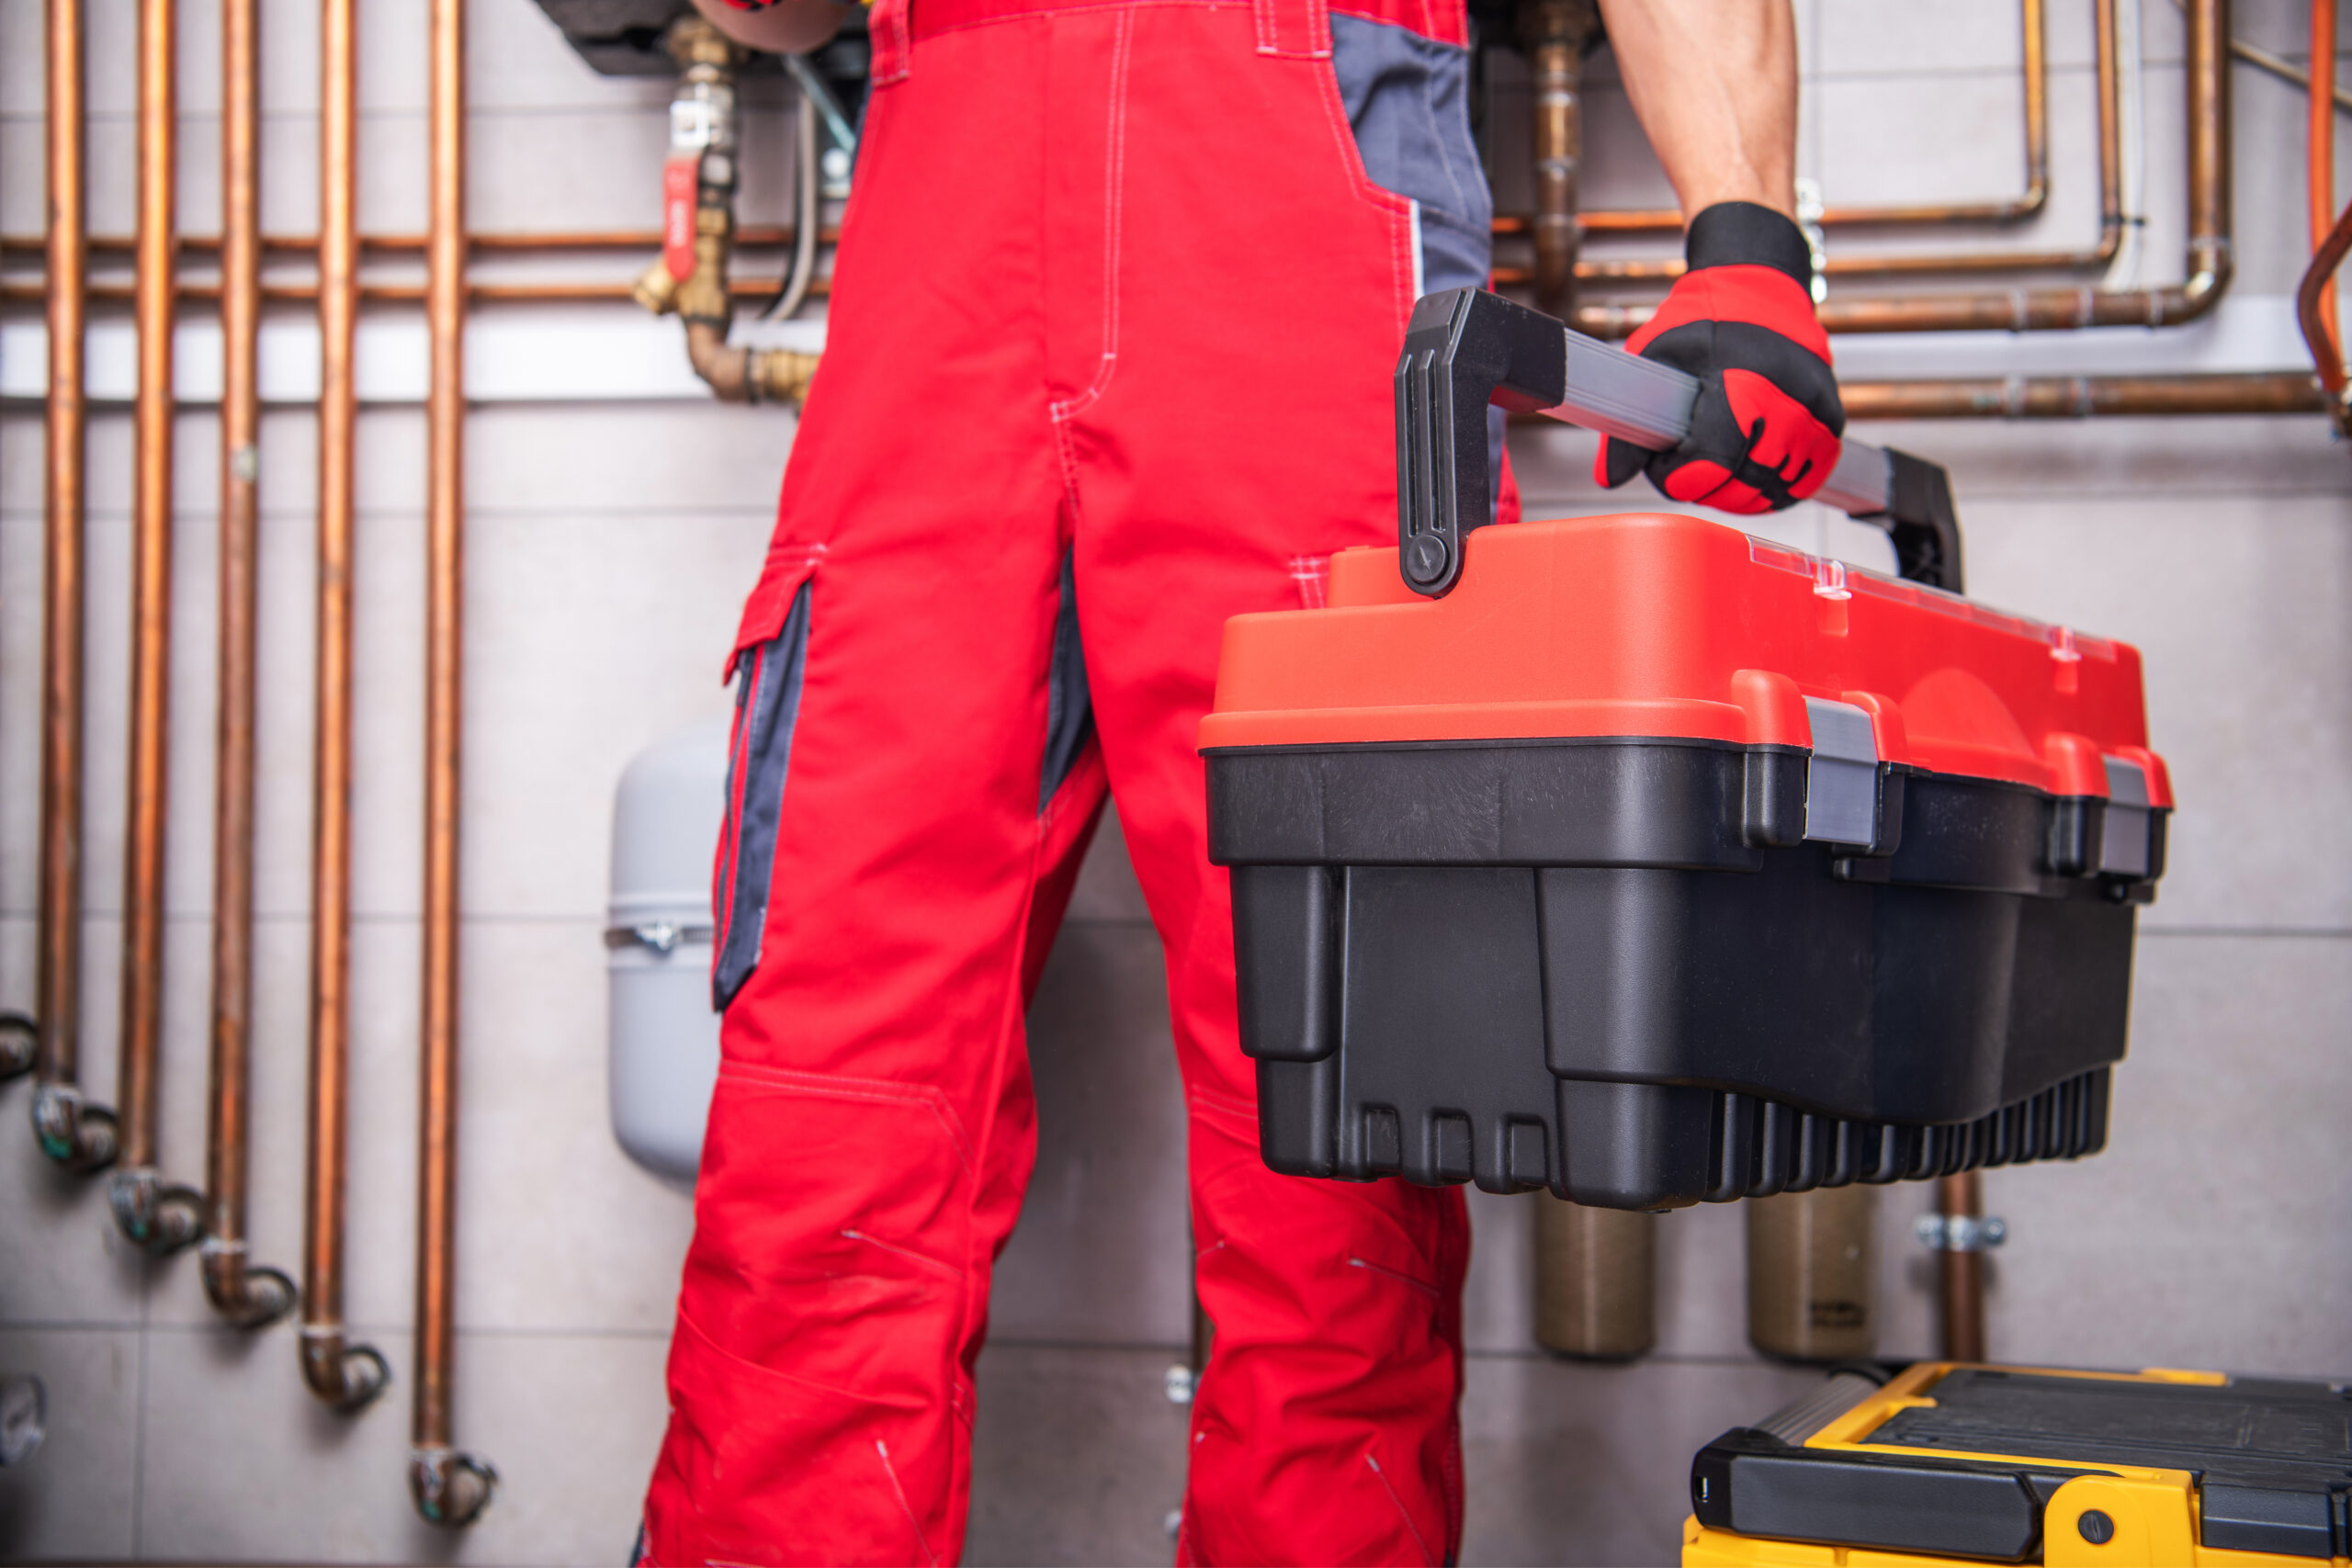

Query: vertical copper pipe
1519 0 1599 320
301 0 390 1415
201 0 294 1328
2311 0 2339 356
1936 1171 1987 1362
28 0 117 1168
409 0 495 1525
107 0 206 1251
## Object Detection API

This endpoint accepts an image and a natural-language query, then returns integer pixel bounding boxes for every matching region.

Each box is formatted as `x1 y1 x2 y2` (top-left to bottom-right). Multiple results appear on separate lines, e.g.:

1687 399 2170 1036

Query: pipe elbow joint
31 1085 118 1171
199 1241 297 1330
107 1168 205 1253
411 1447 499 1527
300 1326 391 1413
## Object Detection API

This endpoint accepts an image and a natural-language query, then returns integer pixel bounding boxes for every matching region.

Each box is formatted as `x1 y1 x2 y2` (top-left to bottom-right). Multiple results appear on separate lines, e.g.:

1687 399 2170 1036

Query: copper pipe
1555 0 2119 289
411 0 496 1526
0 276 833 309
2311 0 2339 360
1561 0 2229 342
2295 205 2352 435
1935 1171 1986 1362
200 0 295 1329
1843 371 2326 419
107 0 205 1251
28 0 116 1168
0 224 836 261
1519 0 1600 318
684 320 822 403
1565 0 2050 236
657 19 824 405
300 0 390 1416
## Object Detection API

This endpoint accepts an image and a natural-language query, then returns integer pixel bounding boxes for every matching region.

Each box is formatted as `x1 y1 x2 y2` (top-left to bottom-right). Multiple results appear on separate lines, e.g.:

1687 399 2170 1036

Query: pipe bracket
0 1012 33 1081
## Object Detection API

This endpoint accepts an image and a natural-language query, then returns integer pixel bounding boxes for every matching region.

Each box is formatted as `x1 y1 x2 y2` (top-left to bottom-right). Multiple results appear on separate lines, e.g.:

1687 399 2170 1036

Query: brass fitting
675 202 735 326
667 14 742 70
631 256 680 316
684 321 821 405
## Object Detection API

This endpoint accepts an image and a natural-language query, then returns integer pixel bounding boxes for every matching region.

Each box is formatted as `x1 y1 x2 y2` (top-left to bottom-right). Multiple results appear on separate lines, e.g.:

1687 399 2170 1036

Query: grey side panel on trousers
1040 550 1095 811
715 580 813 1010
1331 12 1507 490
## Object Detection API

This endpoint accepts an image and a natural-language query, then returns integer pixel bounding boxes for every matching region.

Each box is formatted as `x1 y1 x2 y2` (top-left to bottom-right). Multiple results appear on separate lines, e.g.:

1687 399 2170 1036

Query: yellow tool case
1683 1361 2352 1567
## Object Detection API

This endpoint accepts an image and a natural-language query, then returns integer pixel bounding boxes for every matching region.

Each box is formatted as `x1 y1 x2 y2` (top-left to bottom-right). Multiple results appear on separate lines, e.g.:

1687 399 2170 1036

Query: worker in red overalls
639 0 1842 1560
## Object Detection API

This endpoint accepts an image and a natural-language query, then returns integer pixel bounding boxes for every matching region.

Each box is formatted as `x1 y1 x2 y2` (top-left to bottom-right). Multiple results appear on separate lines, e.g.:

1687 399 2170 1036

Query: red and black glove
1597 201 1844 514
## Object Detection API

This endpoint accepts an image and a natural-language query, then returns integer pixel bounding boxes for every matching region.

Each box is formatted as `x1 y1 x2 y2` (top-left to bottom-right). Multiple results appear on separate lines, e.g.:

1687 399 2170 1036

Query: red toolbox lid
1201 513 2171 806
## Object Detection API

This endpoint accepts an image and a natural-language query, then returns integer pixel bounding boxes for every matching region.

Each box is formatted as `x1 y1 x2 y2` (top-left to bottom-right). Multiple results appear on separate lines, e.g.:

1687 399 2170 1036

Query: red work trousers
641 0 1501 1558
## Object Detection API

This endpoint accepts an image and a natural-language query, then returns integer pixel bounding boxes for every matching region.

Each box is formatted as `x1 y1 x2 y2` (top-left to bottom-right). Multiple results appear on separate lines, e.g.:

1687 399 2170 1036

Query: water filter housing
607 716 729 1189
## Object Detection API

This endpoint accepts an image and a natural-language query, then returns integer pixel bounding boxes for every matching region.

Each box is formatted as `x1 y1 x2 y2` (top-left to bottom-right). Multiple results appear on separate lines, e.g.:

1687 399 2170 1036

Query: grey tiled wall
3 1 2348 1562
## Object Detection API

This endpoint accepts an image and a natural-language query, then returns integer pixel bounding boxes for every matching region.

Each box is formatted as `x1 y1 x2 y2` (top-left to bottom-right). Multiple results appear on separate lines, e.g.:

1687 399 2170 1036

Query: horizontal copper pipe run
0 224 835 260
1841 372 2325 419
0 276 831 307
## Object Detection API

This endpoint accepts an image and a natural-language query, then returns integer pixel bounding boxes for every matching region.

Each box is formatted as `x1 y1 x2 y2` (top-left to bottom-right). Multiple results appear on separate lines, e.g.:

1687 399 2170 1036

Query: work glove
1596 200 1844 514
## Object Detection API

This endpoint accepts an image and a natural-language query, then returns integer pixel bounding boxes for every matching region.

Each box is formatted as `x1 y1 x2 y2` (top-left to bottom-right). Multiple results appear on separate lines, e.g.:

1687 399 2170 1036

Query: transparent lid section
1746 534 2118 663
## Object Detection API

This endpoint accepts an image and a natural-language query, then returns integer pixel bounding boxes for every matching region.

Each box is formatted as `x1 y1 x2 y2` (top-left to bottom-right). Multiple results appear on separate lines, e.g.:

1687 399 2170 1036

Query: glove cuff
1686 201 1814 291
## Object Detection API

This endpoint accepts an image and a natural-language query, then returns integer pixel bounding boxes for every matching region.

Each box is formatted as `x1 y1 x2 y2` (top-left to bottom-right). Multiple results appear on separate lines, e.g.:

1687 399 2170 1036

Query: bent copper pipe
2295 205 2352 434
1568 0 2115 287
411 0 495 1525
109 0 204 1248
658 19 823 406
1568 0 2050 237
300 0 390 1415
201 0 295 1329
30 0 117 1171
1843 371 2326 420
1566 0 2230 342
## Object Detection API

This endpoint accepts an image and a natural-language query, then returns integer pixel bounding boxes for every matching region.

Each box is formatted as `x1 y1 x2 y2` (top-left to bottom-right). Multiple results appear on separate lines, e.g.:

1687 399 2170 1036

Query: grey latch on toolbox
1804 698 1880 846
2101 756 2152 877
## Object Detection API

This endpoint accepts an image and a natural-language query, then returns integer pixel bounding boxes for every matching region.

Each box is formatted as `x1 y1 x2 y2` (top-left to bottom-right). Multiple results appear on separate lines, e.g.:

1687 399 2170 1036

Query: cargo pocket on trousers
713 578 814 1011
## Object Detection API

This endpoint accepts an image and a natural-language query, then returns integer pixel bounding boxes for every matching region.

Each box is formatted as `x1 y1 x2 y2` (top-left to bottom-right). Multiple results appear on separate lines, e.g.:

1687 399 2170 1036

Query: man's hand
1594 201 1842 514
692 0 855 55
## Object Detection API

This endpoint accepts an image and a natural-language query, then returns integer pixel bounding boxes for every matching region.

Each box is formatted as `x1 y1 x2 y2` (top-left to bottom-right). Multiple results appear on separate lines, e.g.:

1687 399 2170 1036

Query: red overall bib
642 0 1512 1556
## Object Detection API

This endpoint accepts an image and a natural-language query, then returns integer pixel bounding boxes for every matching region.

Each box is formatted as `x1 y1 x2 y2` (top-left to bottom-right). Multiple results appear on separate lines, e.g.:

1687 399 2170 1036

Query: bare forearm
691 0 854 54
1597 0 1797 221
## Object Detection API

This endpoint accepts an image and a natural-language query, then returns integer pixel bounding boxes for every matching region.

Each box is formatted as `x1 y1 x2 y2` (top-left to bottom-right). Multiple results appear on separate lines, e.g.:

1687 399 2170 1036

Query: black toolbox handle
1393 288 1964 597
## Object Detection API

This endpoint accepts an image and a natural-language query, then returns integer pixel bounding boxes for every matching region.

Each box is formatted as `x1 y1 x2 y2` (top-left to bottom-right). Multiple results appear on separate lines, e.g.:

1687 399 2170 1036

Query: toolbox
1684 1362 2352 1565
1200 288 2172 1210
